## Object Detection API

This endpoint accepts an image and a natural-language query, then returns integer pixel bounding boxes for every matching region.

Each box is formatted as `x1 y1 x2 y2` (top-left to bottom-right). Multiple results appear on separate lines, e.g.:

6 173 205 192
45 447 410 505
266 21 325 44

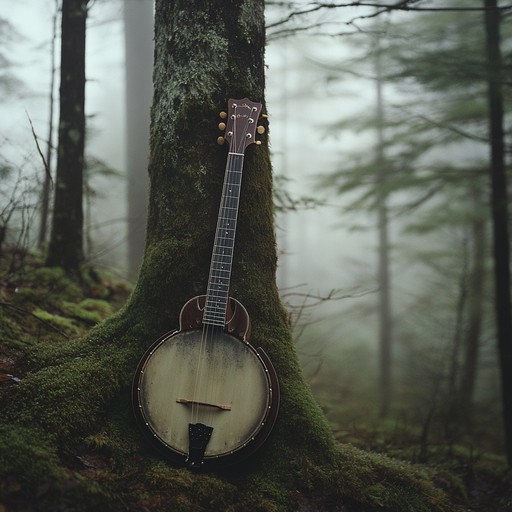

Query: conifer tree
318 4 505 437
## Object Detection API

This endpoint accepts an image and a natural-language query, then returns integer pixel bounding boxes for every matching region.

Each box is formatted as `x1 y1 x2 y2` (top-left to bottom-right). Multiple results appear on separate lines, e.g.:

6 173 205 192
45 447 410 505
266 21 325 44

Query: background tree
124 0 153 278
316 2 506 451
373 27 393 419
45 0 88 273
0 16 24 253
484 0 512 466
37 0 59 249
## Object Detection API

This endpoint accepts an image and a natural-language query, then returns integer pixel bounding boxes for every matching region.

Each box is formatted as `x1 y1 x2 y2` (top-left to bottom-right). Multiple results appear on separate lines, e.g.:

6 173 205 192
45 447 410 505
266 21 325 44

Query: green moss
33 307 80 335
0 426 64 490
18 266 83 303
295 444 459 512
62 298 113 324
4 314 143 443
0 425 117 511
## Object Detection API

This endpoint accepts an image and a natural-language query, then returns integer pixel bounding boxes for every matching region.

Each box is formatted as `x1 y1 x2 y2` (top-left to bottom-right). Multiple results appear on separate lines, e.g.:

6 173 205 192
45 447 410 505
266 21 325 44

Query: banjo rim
132 327 280 469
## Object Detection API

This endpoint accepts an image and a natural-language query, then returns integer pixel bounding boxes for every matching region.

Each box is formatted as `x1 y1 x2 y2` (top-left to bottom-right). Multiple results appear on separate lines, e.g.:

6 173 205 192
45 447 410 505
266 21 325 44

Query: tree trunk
444 238 468 446
126 0 337 470
45 0 87 273
38 0 59 249
484 0 512 466
458 186 486 424
374 33 392 418
124 0 153 279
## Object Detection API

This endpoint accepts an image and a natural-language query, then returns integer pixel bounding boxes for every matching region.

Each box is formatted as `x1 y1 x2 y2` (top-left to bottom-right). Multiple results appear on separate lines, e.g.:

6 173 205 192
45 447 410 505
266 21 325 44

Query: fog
1 0 506 459
3 0 381 316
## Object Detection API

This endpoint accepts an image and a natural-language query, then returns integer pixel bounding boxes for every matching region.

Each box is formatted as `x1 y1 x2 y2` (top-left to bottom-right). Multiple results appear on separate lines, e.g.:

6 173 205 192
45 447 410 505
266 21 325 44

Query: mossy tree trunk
0 2 461 510
126 0 337 474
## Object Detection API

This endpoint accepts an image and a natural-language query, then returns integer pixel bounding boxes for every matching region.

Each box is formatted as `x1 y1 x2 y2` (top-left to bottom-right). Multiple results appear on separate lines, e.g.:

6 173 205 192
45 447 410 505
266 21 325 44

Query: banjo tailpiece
186 422 214 467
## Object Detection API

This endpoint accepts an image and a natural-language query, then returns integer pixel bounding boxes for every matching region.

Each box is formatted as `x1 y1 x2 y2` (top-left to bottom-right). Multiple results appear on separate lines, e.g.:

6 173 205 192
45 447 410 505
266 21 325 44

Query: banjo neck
203 99 262 327
203 152 244 327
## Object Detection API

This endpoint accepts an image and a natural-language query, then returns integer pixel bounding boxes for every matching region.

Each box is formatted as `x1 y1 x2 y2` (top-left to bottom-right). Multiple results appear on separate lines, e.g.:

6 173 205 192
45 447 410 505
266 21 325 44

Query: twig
25 110 53 187
282 287 376 307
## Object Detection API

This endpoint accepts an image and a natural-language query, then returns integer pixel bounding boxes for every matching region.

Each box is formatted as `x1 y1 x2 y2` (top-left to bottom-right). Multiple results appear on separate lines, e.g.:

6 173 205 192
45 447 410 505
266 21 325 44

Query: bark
484 0 512 466
445 239 468 445
45 0 87 273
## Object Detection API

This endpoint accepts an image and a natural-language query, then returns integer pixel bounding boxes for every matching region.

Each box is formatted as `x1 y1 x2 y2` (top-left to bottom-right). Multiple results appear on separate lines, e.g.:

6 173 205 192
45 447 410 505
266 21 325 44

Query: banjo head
133 328 277 467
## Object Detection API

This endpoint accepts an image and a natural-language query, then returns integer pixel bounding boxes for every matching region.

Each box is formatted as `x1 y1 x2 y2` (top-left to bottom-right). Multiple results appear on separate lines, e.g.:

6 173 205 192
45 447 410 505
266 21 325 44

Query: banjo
133 98 280 469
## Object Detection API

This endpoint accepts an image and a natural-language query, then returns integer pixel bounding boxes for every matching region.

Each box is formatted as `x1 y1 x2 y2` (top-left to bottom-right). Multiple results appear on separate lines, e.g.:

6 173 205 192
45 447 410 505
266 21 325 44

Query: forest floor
327 414 512 511
0 247 511 511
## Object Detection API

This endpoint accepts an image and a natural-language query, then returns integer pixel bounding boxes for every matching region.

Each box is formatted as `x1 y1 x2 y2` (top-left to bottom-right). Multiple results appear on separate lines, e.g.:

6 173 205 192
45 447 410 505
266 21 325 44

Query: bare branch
281 286 376 305
25 110 53 188
267 1 512 34
388 104 490 145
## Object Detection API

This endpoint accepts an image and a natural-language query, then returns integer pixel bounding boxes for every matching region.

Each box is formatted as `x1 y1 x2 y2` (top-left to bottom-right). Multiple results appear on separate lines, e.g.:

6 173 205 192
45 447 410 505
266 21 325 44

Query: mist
1 0 509 488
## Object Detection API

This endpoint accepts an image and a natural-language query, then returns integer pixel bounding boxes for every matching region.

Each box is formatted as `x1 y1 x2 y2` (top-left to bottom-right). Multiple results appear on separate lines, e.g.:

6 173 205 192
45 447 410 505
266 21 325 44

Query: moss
32 307 81 335
0 426 64 491
295 445 459 512
16 266 83 303
62 298 113 324
4 323 141 442
0 425 116 511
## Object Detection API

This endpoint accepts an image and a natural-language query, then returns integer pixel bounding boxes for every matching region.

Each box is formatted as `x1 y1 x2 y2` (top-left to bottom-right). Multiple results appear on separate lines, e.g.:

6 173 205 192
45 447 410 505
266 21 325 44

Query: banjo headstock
218 98 264 153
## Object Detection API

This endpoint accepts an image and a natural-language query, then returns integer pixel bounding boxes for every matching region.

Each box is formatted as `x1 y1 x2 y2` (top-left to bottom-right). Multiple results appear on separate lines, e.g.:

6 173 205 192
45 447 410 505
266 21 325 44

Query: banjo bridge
176 397 232 411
